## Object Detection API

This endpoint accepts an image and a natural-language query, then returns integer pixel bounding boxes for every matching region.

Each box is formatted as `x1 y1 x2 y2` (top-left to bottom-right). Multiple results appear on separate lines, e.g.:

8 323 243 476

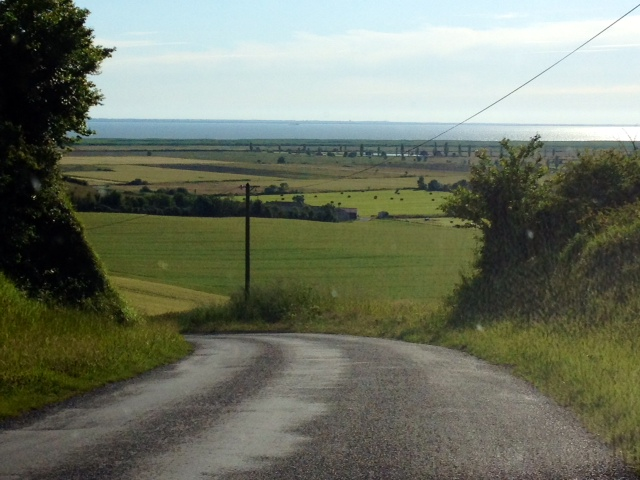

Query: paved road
0 334 636 479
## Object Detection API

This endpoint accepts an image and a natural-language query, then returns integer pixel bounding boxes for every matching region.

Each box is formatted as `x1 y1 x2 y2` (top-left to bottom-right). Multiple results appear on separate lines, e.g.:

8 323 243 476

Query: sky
74 0 640 125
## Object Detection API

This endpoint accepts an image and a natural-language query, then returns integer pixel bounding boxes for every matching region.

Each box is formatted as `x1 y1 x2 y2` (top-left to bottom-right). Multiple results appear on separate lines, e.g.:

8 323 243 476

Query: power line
406 2 640 154
85 213 150 231
304 3 640 189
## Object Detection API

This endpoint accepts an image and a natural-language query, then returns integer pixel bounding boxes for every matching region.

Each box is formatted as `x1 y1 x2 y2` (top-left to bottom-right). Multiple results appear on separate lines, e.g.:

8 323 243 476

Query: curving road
0 334 636 479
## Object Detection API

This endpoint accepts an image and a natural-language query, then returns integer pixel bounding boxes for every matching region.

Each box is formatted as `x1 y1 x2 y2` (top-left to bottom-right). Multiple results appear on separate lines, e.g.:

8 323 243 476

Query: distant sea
86 119 640 142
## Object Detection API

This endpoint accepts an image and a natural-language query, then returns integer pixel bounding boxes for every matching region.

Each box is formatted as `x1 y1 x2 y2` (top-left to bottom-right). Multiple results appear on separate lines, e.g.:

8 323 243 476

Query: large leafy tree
0 0 113 146
0 0 120 313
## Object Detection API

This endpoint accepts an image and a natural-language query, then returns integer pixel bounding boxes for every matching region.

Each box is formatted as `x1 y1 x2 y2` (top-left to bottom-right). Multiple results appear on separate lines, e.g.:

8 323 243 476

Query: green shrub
442 141 640 280
546 149 640 243
178 281 330 331
230 282 325 323
441 136 549 275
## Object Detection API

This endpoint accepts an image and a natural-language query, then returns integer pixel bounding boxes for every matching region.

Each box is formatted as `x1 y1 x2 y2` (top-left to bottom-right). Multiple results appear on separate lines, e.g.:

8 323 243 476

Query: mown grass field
80 213 477 305
258 189 450 217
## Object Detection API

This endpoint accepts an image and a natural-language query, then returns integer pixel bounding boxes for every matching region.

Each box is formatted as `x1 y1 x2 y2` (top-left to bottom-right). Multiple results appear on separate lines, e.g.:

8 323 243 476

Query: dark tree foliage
68 187 343 223
552 149 640 228
441 136 549 275
427 179 443 192
0 0 118 311
0 0 113 148
442 135 640 280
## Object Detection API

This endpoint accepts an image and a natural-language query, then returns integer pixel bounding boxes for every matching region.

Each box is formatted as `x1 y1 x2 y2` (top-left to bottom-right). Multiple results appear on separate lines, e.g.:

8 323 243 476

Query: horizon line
87 118 638 127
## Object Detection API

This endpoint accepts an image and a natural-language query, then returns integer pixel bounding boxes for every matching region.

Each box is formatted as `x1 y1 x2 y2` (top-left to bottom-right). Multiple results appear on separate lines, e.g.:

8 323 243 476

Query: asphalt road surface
0 334 636 479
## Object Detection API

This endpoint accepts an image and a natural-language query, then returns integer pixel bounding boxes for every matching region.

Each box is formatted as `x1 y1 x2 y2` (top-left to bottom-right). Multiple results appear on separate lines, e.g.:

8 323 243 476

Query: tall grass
0 274 190 420
438 318 640 466
177 279 446 341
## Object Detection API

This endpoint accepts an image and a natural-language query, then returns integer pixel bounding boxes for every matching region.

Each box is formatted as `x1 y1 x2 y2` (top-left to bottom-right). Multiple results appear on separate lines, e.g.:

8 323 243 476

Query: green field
70 140 477 305
81 213 476 304
257 189 450 217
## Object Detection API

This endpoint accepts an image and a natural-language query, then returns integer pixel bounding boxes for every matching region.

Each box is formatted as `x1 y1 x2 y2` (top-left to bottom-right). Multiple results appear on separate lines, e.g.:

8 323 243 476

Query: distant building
337 208 358 221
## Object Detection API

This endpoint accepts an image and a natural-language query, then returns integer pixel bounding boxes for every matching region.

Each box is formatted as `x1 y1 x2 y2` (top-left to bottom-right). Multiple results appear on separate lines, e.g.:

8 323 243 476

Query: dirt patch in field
146 163 318 180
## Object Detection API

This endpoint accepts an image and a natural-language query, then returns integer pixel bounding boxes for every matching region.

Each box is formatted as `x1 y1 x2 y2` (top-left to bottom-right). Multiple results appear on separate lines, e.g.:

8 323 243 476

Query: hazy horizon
86 119 640 142
89 118 639 127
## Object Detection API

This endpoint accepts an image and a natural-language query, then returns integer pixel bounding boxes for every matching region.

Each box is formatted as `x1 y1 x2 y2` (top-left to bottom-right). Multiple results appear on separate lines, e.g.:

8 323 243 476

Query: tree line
69 185 343 222
417 175 468 192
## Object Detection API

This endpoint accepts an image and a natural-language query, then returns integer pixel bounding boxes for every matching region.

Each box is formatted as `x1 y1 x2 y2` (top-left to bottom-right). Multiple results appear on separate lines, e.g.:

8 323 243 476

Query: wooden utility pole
244 183 251 298
241 182 258 298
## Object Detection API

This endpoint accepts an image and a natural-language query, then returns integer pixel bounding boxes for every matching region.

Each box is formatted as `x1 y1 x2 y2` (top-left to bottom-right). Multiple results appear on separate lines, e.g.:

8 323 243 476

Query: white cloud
582 43 640 53
528 84 640 96
92 14 640 123
102 14 640 68
96 37 188 49
492 13 528 20
122 31 160 37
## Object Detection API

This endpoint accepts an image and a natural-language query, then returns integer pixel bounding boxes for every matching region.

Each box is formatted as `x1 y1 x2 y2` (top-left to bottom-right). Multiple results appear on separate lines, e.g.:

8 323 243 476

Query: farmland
63 137 613 200
62 150 469 196
62 138 482 312
81 214 476 306
64 137 600 308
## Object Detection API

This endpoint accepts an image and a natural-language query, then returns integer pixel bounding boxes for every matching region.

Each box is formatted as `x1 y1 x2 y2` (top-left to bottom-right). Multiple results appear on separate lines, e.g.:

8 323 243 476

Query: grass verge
0 274 191 421
436 317 640 468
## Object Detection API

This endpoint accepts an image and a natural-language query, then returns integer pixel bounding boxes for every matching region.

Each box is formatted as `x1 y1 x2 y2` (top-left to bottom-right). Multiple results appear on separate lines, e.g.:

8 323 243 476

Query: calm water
86 119 640 142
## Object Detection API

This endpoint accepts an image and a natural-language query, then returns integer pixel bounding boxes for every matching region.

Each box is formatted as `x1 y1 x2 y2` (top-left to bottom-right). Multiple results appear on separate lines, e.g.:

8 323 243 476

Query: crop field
63 146 471 195
81 213 476 304
62 155 233 166
65 163 289 187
